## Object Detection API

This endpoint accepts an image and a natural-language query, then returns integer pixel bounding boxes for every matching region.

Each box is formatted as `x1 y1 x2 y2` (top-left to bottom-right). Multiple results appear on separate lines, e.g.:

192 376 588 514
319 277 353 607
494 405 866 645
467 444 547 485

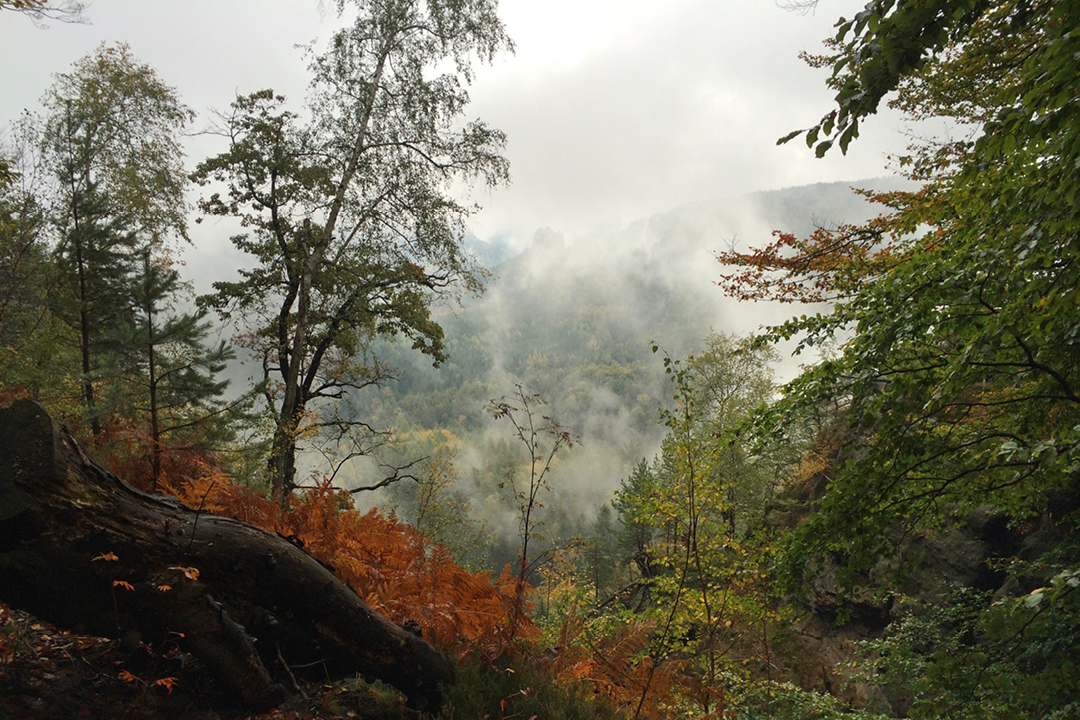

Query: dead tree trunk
0 400 454 710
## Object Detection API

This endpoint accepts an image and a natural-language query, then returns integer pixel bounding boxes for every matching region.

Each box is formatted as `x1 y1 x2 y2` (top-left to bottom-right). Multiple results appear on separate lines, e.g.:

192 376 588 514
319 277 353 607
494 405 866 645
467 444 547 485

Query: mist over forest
346 178 912 568
4 2 1078 719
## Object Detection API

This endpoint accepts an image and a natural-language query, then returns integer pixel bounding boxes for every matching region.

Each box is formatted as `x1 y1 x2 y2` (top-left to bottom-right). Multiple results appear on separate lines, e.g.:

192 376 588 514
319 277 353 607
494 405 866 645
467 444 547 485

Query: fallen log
0 400 454 710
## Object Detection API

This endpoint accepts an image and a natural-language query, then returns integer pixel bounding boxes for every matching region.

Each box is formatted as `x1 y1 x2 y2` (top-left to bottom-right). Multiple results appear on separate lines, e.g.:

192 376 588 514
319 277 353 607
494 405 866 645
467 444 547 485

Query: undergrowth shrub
549 604 677 719
440 652 626 720
164 472 537 660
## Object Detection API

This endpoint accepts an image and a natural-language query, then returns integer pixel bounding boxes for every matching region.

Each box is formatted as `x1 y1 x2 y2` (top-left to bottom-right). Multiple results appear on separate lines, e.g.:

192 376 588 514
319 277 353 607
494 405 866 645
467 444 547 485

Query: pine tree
38 43 191 433
614 458 658 580
127 246 235 489
585 503 620 605
50 180 137 433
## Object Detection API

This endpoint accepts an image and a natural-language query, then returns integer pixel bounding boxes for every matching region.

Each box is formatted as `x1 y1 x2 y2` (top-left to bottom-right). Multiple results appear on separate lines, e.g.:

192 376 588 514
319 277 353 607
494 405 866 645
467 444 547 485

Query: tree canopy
721 0 1080 716
35 43 194 434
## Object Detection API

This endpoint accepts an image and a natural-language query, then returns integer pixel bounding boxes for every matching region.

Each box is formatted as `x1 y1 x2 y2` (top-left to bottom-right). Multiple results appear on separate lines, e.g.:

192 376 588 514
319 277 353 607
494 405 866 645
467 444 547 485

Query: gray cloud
2 0 909 251
462 0 909 241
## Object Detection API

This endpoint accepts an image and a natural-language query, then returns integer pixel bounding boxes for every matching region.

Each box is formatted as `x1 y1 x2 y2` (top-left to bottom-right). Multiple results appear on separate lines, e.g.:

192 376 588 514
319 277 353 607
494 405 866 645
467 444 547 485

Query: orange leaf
118 670 137 683
93 552 119 562
113 580 134 591
155 676 178 693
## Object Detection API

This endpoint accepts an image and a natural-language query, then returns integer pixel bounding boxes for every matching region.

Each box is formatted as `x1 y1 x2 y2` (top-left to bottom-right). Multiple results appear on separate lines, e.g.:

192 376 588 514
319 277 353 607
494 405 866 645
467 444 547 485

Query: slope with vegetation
3 0 1079 718
363 181 901 571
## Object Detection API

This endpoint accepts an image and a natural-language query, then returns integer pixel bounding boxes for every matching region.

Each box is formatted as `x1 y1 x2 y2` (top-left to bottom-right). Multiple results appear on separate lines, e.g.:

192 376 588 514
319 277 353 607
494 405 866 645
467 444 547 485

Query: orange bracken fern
163 473 535 660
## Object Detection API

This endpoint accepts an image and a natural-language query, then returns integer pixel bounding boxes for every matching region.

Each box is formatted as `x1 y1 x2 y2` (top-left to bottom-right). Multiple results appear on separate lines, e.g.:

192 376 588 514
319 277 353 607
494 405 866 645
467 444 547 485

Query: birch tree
193 0 511 500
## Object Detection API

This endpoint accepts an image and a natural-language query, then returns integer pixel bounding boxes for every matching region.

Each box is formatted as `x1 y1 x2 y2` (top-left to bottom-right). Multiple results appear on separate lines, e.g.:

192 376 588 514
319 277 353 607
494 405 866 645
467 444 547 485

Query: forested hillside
2 0 1079 719
355 179 910 570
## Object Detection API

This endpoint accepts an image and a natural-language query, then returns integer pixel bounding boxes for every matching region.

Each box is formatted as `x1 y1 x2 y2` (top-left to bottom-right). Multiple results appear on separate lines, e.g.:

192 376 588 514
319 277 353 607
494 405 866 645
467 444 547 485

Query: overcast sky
0 0 909 247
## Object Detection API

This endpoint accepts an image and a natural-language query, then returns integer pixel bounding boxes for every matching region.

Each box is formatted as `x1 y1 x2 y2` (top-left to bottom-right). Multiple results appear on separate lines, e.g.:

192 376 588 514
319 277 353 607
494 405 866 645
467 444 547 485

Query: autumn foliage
549 607 679 719
714 187 943 305
163 472 536 661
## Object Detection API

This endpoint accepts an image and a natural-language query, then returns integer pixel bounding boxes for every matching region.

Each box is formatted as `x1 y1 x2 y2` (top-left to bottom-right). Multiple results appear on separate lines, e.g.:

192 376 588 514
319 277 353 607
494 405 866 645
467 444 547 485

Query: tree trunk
0 399 454 711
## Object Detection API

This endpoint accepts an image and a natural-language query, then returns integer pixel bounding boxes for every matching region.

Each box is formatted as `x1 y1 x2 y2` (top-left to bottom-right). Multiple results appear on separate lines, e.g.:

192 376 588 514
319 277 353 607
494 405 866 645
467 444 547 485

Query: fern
161 473 537 660
550 605 681 720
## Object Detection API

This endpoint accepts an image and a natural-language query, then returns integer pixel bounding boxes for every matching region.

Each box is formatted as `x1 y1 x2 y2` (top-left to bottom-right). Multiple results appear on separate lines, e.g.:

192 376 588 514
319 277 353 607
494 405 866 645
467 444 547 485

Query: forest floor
0 603 420 720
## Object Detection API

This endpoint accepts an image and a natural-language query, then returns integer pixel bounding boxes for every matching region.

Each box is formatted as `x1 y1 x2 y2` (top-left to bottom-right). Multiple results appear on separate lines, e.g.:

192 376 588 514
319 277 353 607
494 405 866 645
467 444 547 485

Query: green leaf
776 129 802 146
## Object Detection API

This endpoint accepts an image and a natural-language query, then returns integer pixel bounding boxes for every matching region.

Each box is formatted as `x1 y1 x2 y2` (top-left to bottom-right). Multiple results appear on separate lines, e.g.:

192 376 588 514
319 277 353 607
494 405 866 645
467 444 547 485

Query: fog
338 178 913 565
